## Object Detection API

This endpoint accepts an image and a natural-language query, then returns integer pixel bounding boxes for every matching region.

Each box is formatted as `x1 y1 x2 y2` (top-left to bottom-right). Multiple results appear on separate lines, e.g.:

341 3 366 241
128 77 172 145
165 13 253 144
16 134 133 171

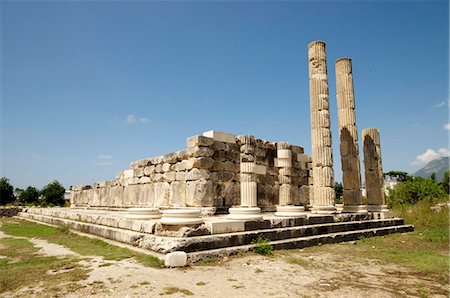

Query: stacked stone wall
71 132 312 211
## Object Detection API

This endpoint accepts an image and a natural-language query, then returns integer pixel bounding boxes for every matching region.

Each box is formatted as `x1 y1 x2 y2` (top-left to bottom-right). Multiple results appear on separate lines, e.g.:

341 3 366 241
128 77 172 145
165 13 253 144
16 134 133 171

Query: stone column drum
228 135 263 220
362 128 389 212
307 41 336 213
275 142 305 217
335 58 366 213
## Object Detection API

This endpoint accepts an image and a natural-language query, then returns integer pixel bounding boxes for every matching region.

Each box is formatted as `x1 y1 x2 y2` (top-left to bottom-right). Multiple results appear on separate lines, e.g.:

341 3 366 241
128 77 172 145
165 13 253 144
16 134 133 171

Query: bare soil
1 233 447 298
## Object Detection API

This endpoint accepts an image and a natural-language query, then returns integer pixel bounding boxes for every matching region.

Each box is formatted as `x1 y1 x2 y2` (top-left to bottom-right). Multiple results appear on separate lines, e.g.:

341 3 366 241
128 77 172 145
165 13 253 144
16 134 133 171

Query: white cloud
96 154 113 166
126 114 148 124
434 101 446 108
97 154 113 160
411 148 450 166
444 123 450 130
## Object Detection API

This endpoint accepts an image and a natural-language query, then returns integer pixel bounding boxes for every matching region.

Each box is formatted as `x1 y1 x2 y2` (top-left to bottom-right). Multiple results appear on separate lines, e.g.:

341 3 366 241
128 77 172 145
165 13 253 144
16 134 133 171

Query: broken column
228 135 263 220
307 40 336 213
335 58 366 213
275 142 306 217
362 128 389 213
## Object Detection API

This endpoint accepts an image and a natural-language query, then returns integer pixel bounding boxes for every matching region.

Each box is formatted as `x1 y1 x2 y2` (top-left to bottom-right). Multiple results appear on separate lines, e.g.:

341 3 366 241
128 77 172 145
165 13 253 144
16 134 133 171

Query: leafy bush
251 235 273 255
40 181 65 206
387 176 446 207
18 187 40 205
440 170 449 194
0 177 15 205
334 182 343 204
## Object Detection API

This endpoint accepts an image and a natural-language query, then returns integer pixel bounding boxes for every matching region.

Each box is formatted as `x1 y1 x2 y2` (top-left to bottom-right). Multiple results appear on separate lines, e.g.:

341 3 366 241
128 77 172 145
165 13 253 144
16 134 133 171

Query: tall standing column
362 128 389 213
228 135 263 220
274 142 306 217
308 41 336 213
335 58 366 213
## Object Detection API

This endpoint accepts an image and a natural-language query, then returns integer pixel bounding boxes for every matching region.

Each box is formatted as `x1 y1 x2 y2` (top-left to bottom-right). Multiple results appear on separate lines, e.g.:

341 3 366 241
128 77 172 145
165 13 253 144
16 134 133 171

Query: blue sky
1 1 448 189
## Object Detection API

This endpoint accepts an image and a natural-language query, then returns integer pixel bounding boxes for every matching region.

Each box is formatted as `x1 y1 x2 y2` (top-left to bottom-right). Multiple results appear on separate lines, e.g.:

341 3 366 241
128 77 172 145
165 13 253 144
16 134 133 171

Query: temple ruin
17 41 411 265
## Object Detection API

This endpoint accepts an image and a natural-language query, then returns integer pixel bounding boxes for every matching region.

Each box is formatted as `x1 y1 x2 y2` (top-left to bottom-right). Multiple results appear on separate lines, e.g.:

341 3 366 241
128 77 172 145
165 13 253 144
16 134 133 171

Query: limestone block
278 175 292 184
186 169 211 181
154 182 170 206
203 130 236 143
155 164 163 173
127 178 139 185
176 171 187 181
162 163 172 172
163 152 178 164
212 160 237 172
123 185 141 206
279 167 294 177
177 150 189 160
205 220 245 234
240 154 255 163
151 173 164 182
123 169 134 179
277 149 292 159
186 179 214 207
254 164 267 175
144 165 155 176
290 145 304 154
187 146 215 158
212 141 226 151
165 251 187 267
275 158 292 168
186 135 214 148
139 176 151 184
163 172 176 182
222 182 240 206
186 157 214 170
169 181 186 207
216 171 235 182
140 184 155 206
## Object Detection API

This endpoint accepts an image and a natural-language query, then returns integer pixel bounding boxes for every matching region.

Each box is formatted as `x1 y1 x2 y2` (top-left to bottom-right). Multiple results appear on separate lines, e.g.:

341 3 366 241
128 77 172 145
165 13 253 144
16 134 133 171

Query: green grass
160 286 193 296
0 218 163 268
0 237 89 294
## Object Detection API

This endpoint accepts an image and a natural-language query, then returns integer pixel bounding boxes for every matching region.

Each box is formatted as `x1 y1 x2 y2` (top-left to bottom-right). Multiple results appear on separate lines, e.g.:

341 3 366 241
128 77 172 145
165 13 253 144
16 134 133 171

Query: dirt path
1 229 447 298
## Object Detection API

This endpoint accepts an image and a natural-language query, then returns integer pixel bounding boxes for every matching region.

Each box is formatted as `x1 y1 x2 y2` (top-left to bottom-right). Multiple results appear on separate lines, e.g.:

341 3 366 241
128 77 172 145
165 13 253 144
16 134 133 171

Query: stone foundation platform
17 208 413 262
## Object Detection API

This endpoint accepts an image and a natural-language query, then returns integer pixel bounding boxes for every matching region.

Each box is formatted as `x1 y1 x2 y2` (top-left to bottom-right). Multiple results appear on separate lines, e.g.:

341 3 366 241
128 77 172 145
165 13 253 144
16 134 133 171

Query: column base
125 207 161 220
310 205 338 214
367 205 389 212
274 205 306 218
227 207 263 220
342 205 368 213
160 209 203 225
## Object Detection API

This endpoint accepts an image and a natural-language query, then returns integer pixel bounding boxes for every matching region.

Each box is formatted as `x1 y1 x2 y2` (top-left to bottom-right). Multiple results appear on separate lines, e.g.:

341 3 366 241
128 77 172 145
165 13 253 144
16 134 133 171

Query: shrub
18 187 40 205
0 177 15 205
387 176 446 207
40 181 65 206
251 235 273 255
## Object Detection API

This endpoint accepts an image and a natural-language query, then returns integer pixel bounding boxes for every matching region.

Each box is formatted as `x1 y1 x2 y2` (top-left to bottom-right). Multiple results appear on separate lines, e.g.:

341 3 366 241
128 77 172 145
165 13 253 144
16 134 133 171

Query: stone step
17 212 410 258
171 218 405 253
187 224 414 262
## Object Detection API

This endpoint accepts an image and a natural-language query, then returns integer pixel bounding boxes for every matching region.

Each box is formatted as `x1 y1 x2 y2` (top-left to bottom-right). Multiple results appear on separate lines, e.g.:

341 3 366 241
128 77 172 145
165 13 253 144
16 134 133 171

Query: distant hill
413 156 449 180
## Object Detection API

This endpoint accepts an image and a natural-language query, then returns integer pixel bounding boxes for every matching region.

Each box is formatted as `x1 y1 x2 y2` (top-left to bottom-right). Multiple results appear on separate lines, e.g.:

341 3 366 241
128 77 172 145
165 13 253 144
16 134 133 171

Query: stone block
144 165 155 176
254 164 267 175
154 182 171 206
205 220 245 234
163 152 178 164
169 181 186 207
187 135 214 148
165 251 187 267
203 130 236 143
176 171 187 181
186 157 214 170
163 172 176 182
277 149 292 159
177 150 189 160
123 169 134 179
186 179 214 207
187 146 215 158
162 163 172 172
139 177 151 184
186 169 211 181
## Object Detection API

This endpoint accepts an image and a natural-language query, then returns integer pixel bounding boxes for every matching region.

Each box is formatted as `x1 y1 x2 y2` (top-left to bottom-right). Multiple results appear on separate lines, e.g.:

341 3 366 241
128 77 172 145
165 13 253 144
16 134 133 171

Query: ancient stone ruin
17 41 411 266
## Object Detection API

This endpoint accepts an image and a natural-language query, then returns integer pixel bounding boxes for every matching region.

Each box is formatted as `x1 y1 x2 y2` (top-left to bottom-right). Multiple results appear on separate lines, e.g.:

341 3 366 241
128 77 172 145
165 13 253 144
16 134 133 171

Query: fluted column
362 128 389 212
275 142 306 217
335 58 366 213
308 41 336 213
228 135 263 220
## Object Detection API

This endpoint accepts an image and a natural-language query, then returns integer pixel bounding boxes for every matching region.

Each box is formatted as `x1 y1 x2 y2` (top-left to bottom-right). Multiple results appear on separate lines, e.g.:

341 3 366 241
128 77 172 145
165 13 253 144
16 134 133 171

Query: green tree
18 187 40 205
0 177 15 205
386 176 446 207
40 181 65 206
383 171 412 182
334 182 343 203
440 170 450 194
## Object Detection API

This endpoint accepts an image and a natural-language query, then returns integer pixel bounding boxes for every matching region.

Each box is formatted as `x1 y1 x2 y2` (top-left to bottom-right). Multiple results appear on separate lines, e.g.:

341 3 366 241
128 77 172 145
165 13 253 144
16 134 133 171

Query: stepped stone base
16 207 412 262
310 205 338 214
342 205 368 213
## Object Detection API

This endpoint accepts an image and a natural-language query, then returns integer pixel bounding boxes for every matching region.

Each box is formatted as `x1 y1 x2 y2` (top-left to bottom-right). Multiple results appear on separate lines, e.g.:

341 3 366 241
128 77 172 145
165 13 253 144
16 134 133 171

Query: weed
251 234 273 255
160 286 193 296
196 281 207 286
